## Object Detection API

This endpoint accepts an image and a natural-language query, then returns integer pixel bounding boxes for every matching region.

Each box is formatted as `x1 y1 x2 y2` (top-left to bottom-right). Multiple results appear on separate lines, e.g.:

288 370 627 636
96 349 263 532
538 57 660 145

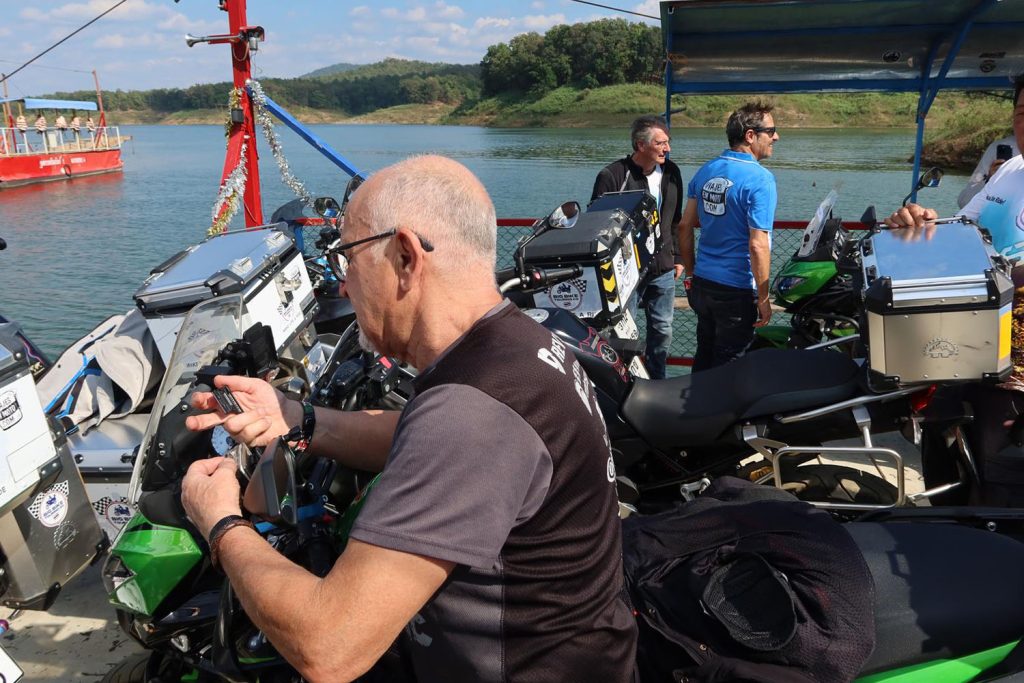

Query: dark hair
726 101 775 147
1015 74 1024 106
631 115 669 151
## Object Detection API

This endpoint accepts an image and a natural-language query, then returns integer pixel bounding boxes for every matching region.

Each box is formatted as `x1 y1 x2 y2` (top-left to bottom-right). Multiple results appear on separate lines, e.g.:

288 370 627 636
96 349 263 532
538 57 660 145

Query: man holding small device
958 136 1019 208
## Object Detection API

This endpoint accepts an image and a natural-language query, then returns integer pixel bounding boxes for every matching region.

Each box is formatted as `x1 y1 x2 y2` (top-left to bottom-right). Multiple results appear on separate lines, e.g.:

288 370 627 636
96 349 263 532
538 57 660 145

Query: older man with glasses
679 101 780 372
179 155 638 682
592 114 686 379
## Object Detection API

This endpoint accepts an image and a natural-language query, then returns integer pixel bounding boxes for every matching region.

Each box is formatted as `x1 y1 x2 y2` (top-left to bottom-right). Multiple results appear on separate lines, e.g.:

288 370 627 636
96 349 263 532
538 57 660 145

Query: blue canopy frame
661 0 1024 201
0 97 98 111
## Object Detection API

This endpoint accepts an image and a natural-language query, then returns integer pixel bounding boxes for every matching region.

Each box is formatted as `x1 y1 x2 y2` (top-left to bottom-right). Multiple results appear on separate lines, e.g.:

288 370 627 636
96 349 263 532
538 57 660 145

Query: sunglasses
749 126 777 136
327 228 435 280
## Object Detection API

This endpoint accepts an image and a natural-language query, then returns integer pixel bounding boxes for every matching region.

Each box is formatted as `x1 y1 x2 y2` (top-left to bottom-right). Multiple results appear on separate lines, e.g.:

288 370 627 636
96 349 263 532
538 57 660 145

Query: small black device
997 143 1014 161
212 387 243 415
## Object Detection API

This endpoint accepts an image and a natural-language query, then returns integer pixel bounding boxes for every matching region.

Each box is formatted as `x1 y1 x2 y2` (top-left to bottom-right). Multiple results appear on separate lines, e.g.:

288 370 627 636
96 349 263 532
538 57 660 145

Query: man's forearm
749 232 771 300
301 406 400 472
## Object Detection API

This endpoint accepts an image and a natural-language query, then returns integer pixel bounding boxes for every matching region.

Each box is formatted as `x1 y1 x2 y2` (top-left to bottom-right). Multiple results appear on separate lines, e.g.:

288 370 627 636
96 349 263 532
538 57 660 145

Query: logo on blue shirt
701 177 734 216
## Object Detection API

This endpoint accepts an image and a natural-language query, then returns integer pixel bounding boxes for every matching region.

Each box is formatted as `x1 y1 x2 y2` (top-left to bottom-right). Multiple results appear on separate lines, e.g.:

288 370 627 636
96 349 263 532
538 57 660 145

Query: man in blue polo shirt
679 101 779 372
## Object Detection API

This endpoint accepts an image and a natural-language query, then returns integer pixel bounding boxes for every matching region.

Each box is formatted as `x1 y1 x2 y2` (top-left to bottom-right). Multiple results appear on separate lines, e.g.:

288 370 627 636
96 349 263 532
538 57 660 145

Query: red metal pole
222 0 263 227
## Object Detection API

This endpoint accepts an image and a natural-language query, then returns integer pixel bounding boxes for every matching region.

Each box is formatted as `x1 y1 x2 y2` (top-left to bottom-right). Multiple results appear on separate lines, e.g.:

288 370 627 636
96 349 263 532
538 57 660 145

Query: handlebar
498 265 583 294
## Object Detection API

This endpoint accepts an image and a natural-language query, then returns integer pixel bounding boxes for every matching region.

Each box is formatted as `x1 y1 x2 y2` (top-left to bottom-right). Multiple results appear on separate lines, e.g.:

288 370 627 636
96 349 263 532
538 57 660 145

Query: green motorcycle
754 189 864 350
99 271 1024 683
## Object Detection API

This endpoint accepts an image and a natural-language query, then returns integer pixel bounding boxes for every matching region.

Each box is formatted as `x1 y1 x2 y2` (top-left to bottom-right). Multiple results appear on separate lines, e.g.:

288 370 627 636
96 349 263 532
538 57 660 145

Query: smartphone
997 143 1014 161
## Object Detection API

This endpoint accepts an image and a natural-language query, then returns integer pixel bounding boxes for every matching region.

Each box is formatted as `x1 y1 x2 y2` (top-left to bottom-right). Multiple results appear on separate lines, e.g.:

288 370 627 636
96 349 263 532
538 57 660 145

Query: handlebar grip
531 265 583 288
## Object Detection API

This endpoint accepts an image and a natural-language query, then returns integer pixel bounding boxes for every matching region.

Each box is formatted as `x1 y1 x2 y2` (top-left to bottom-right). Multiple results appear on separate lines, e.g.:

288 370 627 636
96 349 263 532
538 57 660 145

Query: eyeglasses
650 138 671 148
327 228 435 280
749 126 777 137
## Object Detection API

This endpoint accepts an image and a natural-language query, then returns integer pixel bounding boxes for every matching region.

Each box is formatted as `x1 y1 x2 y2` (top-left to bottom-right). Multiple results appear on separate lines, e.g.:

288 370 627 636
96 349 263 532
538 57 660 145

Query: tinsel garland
208 144 248 237
208 87 249 236
249 79 313 208
206 80 317 236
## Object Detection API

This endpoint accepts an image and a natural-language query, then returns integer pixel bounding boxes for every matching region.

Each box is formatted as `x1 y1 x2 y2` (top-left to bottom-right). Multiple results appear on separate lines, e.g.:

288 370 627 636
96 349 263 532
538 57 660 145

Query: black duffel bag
622 477 875 683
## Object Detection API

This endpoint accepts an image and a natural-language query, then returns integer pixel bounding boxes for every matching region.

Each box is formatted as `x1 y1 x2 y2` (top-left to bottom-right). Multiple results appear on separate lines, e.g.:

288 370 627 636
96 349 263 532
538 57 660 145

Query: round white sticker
38 489 69 528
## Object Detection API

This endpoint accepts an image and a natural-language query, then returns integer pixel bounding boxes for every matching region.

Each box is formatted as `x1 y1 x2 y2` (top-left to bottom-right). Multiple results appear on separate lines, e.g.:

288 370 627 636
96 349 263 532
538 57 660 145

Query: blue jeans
688 275 757 372
630 270 676 379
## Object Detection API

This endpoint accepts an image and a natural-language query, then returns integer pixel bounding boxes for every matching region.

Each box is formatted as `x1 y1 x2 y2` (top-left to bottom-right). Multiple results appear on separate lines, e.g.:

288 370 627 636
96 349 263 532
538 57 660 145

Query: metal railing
0 126 123 156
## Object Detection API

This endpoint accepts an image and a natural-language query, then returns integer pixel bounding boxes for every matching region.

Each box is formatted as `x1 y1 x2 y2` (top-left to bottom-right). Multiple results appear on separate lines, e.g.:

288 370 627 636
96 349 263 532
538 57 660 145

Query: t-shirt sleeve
747 174 777 232
349 383 552 569
687 175 698 200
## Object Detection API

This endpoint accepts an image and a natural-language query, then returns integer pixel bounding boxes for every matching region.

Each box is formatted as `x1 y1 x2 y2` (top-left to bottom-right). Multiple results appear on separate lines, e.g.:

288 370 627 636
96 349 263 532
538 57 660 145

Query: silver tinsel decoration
248 79 314 209
208 138 248 236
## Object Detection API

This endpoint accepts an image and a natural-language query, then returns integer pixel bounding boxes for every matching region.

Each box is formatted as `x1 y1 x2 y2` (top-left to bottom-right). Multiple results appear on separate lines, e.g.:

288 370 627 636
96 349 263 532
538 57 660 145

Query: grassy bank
102 85 1013 170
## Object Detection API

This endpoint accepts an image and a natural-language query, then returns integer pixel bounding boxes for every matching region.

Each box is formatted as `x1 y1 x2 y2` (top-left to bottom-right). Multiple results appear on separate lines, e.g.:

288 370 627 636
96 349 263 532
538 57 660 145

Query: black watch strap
296 399 315 451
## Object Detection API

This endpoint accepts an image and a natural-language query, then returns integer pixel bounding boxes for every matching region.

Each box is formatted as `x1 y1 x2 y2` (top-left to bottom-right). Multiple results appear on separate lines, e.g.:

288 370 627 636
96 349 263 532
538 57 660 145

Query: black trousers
688 275 757 373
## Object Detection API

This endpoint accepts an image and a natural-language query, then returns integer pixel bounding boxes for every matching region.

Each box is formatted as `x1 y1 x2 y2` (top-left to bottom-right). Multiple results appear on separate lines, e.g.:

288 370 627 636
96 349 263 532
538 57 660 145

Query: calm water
0 124 965 357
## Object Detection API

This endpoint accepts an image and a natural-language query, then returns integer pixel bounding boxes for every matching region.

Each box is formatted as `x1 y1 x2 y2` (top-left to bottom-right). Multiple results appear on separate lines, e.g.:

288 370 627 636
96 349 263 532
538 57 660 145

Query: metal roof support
911 0 1000 202
254 89 363 179
664 16 674 130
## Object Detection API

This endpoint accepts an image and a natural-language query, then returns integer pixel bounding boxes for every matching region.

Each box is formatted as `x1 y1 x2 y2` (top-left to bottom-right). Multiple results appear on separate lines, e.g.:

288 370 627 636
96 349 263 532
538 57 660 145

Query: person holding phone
957 135 1019 208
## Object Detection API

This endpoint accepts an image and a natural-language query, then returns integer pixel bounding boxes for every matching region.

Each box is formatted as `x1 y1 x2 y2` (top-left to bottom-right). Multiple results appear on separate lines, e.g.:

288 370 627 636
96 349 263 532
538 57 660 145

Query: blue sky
1 0 659 97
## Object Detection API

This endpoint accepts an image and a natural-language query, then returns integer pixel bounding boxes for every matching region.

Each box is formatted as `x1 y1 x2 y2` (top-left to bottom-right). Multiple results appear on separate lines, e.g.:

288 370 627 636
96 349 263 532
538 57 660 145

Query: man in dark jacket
592 115 685 379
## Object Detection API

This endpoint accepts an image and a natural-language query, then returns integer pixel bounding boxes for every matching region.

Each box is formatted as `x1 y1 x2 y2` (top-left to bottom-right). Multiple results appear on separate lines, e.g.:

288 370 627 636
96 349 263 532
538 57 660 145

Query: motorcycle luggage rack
743 401 917 510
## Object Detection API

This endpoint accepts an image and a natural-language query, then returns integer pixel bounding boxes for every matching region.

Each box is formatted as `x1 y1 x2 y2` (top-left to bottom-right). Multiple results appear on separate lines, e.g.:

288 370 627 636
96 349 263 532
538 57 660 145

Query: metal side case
0 330 105 610
524 191 657 328
134 225 317 364
860 221 1013 386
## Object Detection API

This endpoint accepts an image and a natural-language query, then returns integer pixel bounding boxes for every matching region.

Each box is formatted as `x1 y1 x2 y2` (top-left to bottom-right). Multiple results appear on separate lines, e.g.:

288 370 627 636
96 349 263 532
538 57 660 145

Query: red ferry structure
0 85 124 189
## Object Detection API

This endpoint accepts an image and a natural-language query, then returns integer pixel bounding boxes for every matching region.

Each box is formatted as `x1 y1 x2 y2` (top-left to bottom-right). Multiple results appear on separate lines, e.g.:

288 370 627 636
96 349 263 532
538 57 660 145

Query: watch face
211 425 236 456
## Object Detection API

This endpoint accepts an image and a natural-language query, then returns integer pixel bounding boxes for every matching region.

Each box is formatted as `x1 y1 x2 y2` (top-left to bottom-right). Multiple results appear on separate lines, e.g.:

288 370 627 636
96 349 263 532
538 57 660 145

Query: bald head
349 155 497 274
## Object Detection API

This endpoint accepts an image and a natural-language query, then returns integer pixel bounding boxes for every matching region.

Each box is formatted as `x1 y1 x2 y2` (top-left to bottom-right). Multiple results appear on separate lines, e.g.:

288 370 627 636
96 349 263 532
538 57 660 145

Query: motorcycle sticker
93 496 135 530
535 271 603 319
0 391 21 430
924 338 959 359
28 481 71 528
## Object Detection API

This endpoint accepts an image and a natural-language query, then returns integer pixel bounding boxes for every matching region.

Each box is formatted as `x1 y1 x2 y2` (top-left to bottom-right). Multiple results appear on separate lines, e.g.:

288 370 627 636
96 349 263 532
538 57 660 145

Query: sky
0 0 660 97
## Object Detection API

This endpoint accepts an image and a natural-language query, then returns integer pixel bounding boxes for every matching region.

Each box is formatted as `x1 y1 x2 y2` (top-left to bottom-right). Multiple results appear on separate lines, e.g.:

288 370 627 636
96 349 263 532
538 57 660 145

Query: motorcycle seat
847 521 1024 675
621 349 860 450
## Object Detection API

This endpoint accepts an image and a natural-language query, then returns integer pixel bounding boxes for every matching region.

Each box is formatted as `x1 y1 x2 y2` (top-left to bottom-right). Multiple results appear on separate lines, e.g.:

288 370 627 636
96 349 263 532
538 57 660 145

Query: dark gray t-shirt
350 383 553 567
349 383 555 682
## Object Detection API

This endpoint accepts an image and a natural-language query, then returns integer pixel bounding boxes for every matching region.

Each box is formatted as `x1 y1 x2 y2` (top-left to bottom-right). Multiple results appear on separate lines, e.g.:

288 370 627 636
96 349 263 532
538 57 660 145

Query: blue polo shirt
688 149 777 290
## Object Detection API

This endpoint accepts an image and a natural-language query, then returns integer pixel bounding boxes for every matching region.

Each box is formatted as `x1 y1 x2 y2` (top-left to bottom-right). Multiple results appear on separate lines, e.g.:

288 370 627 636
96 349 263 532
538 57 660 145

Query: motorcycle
96 291 1024 682
500 201 937 511
754 169 946 352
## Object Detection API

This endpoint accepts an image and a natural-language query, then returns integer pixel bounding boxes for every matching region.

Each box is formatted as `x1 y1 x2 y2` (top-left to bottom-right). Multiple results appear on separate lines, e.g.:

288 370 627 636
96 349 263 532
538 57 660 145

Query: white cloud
531 1 546 9
350 6 371 17
474 17 513 30
522 13 566 30
433 2 465 19
406 7 427 21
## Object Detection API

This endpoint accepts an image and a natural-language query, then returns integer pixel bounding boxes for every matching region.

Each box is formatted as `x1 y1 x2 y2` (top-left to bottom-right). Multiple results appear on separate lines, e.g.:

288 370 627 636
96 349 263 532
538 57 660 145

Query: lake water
0 124 966 357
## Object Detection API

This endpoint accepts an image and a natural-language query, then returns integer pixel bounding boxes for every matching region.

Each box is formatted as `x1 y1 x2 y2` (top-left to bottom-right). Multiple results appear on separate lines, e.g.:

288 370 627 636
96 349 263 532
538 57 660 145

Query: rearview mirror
242 437 298 525
545 201 580 231
902 166 944 206
342 174 365 209
313 197 341 220
918 166 943 189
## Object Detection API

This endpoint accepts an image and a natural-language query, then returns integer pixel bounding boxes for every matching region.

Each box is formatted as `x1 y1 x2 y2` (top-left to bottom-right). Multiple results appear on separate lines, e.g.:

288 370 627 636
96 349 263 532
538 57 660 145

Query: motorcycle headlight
774 276 807 295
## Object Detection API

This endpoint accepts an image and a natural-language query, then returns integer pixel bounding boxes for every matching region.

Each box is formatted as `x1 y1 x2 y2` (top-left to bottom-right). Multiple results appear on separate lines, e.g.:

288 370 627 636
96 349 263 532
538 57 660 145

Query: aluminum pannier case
860 220 1013 386
134 225 317 364
0 326 105 610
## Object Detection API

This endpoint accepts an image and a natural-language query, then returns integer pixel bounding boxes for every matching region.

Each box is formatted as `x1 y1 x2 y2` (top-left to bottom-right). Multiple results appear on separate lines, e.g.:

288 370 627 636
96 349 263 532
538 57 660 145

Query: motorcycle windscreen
128 294 245 503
